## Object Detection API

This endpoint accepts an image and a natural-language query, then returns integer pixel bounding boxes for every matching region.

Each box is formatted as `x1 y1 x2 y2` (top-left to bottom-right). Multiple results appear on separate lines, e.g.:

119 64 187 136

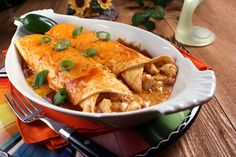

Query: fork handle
59 127 117 157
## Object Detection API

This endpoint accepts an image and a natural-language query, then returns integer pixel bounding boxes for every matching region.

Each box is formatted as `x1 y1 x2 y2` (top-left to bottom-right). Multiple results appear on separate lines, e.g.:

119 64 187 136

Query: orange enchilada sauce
22 44 175 113
44 23 176 111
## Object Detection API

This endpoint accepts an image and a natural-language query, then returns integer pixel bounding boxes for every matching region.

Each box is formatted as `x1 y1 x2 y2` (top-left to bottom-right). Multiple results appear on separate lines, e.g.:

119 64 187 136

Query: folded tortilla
46 23 176 93
15 34 142 112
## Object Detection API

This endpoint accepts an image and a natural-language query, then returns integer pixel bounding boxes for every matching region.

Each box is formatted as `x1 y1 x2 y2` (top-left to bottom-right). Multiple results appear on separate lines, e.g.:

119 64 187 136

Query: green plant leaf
135 0 145 7
144 20 156 31
153 0 172 7
147 7 165 20
132 12 150 26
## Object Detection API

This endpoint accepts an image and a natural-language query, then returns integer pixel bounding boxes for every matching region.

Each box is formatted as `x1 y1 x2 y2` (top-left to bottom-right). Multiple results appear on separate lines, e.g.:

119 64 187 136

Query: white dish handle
152 58 216 114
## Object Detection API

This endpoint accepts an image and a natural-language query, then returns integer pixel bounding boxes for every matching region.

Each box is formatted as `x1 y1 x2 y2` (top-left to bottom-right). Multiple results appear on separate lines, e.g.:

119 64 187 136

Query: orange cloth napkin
4 47 212 150
175 46 212 70
11 84 114 150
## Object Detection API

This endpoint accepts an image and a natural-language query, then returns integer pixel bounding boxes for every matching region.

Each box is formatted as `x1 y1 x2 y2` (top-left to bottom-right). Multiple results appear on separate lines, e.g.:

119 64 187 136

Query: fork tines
4 90 43 123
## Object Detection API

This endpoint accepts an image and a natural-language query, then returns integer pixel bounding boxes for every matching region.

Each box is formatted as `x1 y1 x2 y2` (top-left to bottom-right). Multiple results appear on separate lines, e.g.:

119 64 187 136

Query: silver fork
4 91 117 157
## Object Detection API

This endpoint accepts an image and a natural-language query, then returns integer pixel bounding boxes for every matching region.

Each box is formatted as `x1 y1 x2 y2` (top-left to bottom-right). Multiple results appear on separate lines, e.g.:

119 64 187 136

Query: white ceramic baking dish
5 9 216 127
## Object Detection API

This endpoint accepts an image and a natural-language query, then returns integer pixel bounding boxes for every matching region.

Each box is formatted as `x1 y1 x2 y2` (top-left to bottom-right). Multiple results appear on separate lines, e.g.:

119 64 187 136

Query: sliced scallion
59 60 74 71
32 70 48 88
96 31 110 41
40 36 52 44
83 48 96 57
54 88 68 106
72 26 83 37
54 40 71 51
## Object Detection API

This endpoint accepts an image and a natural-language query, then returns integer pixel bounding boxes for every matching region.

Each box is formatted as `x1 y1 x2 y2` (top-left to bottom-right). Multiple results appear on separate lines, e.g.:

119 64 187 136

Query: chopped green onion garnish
96 31 111 41
54 88 68 106
54 40 71 51
32 70 48 88
59 60 74 71
83 48 96 57
72 26 83 37
40 36 52 44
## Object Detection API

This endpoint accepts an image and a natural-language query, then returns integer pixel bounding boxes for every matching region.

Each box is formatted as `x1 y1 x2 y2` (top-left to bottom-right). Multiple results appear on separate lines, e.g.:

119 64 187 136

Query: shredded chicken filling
23 56 177 113
94 93 143 113
142 62 177 92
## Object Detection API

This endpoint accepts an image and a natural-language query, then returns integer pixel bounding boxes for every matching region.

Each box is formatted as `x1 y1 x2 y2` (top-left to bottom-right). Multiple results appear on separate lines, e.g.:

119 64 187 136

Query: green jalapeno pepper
15 14 57 34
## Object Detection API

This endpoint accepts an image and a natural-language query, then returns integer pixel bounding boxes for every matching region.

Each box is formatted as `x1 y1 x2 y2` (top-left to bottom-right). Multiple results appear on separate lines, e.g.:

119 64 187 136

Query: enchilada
46 23 177 95
15 23 178 113
46 23 178 106
15 34 143 112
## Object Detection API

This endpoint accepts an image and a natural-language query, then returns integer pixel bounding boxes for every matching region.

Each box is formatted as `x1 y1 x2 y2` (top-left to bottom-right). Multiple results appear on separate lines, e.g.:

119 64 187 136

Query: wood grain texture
165 0 236 129
156 143 186 157
178 99 236 157
0 0 236 156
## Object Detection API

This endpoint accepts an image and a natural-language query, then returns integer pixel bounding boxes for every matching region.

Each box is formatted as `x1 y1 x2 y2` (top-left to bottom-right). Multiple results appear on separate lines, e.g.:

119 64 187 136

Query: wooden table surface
0 0 236 156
